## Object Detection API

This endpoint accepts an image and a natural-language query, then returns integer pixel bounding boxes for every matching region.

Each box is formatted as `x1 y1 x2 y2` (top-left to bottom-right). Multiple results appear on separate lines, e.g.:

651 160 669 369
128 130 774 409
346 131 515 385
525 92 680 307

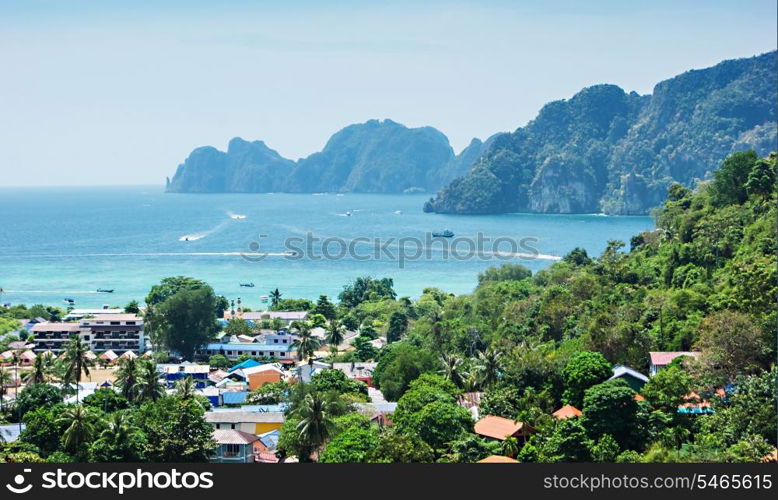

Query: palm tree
57 404 99 455
0 366 11 412
502 436 519 459
100 412 134 448
115 356 140 402
64 336 91 402
175 376 196 401
291 321 322 367
476 346 503 388
24 354 52 384
137 359 163 402
439 352 465 388
325 319 345 366
293 392 337 461
269 288 282 309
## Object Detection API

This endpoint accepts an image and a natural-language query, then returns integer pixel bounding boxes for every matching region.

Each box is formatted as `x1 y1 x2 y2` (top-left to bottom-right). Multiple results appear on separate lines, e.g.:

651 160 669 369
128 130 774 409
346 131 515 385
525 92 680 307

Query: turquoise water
0 186 654 309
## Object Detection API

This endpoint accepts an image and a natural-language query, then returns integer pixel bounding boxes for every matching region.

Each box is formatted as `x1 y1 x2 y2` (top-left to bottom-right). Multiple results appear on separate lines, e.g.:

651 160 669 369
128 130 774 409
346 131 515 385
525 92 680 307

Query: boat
64 298 75 304
432 230 454 238
96 289 114 293
239 282 255 288
345 211 352 217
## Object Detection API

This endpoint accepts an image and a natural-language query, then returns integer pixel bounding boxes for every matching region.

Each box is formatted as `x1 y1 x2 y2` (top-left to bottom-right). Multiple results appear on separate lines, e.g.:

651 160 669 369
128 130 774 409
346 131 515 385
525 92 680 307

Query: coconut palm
175 376 196 401
100 412 134 447
58 404 99 455
476 346 503 388
64 336 91 402
293 392 337 461
137 359 164 402
439 352 465 388
0 366 11 411
269 288 282 309
291 321 322 366
24 354 53 384
325 319 345 366
115 356 140 402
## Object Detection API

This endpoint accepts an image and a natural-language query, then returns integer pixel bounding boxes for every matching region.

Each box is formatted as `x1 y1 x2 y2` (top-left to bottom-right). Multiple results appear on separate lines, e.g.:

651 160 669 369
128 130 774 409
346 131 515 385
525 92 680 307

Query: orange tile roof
477 455 519 463
552 404 582 419
474 415 534 440
634 394 645 401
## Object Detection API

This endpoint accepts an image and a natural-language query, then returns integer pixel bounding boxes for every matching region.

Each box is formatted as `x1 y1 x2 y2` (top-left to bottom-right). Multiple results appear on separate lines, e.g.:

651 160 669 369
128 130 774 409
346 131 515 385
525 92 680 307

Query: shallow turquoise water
0 186 654 309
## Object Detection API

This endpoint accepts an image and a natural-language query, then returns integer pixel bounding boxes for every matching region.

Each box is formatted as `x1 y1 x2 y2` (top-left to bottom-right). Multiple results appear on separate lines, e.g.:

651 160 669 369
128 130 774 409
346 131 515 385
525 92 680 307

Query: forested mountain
425 51 777 215
166 119 481 194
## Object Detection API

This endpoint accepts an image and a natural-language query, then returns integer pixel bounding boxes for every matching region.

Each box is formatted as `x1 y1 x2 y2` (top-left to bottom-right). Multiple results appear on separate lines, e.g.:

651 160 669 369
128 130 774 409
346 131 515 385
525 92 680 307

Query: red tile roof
474 415 535 440
552 404 582 419
477 455 519 463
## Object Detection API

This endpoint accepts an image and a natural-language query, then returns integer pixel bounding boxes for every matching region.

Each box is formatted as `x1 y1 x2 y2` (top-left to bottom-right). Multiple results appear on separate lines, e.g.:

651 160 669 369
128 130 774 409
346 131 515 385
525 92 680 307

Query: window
223 444 240 457
230 424 236 429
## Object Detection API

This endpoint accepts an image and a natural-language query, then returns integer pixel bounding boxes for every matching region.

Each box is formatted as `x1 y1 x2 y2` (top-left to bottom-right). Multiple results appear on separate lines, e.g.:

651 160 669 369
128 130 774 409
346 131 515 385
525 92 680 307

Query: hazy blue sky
1 0 775 186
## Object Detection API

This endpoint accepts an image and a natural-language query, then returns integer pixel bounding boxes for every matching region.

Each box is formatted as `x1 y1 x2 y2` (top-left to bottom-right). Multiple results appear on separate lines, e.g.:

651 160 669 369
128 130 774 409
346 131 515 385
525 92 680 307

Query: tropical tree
24 354 53 385
270 288 282 309
90 412 145 462
291 321 322 369
292 392 337 461
137 359 164 402
502 436 519 459
63 336 91 402
439 352 465 388
476 347 503 388
115 356 140 402
57 405 100 458
175 376 196 401
325 319 345 365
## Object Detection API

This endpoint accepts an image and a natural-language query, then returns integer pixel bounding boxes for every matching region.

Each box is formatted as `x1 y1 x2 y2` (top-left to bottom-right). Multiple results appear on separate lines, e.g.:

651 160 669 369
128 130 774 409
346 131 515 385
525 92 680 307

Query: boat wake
179 220 230 241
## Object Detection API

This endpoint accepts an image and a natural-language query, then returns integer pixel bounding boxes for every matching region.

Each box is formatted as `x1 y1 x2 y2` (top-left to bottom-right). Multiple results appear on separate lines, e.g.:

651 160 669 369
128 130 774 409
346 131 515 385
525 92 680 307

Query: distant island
166 119 495 195
166 51 776 215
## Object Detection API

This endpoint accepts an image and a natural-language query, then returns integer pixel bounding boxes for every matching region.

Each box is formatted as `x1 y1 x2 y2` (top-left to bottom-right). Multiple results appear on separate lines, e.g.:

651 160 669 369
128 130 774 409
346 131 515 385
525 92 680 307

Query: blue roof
258 429 280 450
222 391 250 405
210 404 288 413
228 359 263 373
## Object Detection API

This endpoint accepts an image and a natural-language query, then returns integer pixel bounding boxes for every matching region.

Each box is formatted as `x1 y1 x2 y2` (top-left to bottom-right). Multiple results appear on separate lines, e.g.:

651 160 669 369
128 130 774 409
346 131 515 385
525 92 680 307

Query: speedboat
240 282 255 288
96 289 114 293
432 229 454 238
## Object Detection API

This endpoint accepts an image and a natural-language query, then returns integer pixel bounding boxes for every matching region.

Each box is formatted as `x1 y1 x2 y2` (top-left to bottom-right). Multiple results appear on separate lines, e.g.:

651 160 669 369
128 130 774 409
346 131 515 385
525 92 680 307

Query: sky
0 0 776 186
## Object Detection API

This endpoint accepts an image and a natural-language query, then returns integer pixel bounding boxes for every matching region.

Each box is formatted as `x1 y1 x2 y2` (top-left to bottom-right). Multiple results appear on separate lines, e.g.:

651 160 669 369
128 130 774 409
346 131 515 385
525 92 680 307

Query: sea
0 186 654 309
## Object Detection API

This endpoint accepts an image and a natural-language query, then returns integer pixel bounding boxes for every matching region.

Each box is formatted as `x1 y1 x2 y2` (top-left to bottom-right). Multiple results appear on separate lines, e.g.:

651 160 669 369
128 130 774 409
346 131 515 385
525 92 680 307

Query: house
234 311 308 326
552 404 582 420
228 359 262 372
198 341 297 363
99 350 118 364
649 351 701 376
297 361 332 383
208 369 229 384
205 409 285 435
608 365 649 391
0 350 36 366
64 308 125 320
474 415 536 442
332 362 377 386
477 455 519 463
221 391 250 406
257 429 280 452
211 429 261 463
158 363 210 388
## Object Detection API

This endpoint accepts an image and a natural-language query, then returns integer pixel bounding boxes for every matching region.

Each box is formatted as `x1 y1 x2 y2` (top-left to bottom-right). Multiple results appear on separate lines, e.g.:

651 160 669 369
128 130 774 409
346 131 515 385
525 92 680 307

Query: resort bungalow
552 404 582 420
211 429 261 463
0 350 36 366
608 365 649 391
99 350 118 365
474 415 537 443
649 351 701 376
205 409 285 435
